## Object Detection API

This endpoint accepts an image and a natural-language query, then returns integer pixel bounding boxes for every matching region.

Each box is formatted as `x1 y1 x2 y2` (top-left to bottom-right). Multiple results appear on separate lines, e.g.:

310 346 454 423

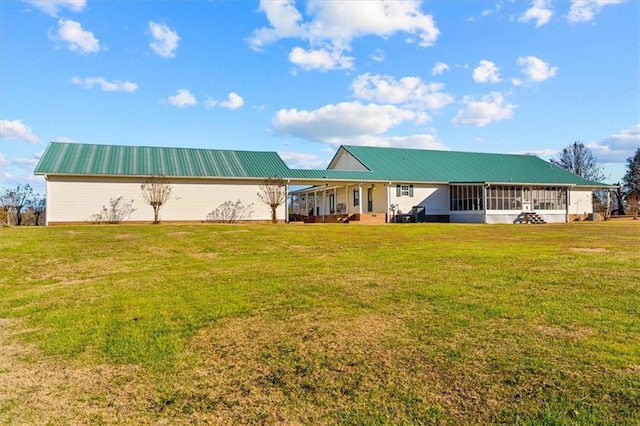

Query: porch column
483 184 488 224
333 187 337 214
345 185 349 215
386 183 391 223
285 184 289 223
322 190 326 222
358 184 363 214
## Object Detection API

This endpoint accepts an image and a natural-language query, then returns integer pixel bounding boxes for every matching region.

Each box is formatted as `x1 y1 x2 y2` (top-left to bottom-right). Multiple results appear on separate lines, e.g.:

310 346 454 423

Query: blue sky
1 0 638 194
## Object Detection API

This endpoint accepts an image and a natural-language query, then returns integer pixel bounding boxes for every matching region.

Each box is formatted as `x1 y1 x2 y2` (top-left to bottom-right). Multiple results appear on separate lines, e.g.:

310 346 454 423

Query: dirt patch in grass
568 247 610 253
0 318 154 425
537 325 595 342
158 313 504 423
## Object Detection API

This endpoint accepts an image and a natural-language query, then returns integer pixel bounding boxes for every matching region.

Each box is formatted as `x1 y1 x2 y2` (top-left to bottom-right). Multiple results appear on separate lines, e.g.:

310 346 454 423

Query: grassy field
1 220 639 424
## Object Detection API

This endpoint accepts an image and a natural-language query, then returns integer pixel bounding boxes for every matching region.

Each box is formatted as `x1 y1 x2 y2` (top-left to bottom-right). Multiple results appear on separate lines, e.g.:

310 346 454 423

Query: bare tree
257 177 286 223
91 196 136 224
141 176 172 223
0 184 34 226
550 142 607 183
628 193 640 220
31 195 46 225
623 148 640 220
611 184 625 215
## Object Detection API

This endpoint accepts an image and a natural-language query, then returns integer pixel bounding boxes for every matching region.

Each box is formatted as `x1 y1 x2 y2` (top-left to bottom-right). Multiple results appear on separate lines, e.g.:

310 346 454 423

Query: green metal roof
338 145 610 187
288 168 376 181
34 142 292 178
34 142 612 188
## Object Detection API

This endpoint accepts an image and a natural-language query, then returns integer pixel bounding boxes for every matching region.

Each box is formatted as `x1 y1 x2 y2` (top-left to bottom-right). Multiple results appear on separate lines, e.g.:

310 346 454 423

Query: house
34 142 611 225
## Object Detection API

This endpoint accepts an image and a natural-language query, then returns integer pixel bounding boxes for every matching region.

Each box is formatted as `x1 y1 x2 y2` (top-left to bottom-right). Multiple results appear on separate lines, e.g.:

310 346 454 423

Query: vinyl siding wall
389 184 449 215
568 189 594 216
331 150 368 171
46 176 280 224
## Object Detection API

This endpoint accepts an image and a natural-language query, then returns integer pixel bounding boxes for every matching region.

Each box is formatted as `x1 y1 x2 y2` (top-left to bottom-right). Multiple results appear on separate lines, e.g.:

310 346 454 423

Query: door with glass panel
522 187 532 211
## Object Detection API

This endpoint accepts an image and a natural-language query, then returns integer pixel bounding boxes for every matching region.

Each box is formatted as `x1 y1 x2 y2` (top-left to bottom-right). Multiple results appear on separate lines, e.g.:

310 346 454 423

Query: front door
367 187 373 212
522 187 532 211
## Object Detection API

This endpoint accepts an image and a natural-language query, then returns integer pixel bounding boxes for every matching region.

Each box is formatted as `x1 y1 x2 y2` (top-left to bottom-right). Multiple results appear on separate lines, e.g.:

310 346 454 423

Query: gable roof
34 142 292 179
336 145 610 187
34 142 612 188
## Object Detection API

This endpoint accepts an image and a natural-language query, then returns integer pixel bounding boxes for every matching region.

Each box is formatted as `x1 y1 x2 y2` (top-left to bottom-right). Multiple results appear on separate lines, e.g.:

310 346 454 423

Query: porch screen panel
450 184 484 211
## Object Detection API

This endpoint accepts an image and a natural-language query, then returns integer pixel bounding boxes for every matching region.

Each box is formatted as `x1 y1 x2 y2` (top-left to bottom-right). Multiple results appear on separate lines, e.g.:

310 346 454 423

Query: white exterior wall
46 176 281 224
330 150 368 170
389 184 449 215
568 189 593 216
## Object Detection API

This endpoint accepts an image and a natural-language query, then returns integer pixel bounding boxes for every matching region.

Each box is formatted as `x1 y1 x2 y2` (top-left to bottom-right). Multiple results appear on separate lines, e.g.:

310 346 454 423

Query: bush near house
1 222 639 424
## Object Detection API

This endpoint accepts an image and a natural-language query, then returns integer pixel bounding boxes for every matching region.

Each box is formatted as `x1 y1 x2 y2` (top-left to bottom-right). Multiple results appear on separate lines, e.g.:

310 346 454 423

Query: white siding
46 176 281 223
389 184 449 215
330 150 368 170
568 189 593 215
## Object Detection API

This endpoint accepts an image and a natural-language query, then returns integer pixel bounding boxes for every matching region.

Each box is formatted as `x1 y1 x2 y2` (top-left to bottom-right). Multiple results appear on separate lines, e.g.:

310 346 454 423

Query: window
353 189 359 207
396 184 414 197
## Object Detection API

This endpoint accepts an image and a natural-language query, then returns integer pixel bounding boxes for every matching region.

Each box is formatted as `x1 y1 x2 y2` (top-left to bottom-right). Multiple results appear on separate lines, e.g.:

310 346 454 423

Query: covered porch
287 182 388 224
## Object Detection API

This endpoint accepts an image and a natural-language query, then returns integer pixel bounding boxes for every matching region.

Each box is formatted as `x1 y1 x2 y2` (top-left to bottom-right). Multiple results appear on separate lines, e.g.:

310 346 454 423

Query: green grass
1 221 639 424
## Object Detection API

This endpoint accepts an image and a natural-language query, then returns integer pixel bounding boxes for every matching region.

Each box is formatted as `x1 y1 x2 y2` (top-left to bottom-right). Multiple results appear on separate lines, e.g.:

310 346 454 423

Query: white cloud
13 157 40 166
568 0 625 23
273 101 426 144
512 78 523 87
165 89 197 107
250 0 439 70
149 21 180 58
587 124 640 163
0 120 39 143
371 49 385 62
432 62 450 76
25 0 86 16
50 19 100 54
519 0 554 27
206 92 245 110
71 76 138 92
518 56 558 82
467 2 503 22
250 0 306 50
288 46 354 71
278 152 327 169
473 60 502 84
351 73 453 111
54 136 78 143
524 148 560 158
451 92 516 127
